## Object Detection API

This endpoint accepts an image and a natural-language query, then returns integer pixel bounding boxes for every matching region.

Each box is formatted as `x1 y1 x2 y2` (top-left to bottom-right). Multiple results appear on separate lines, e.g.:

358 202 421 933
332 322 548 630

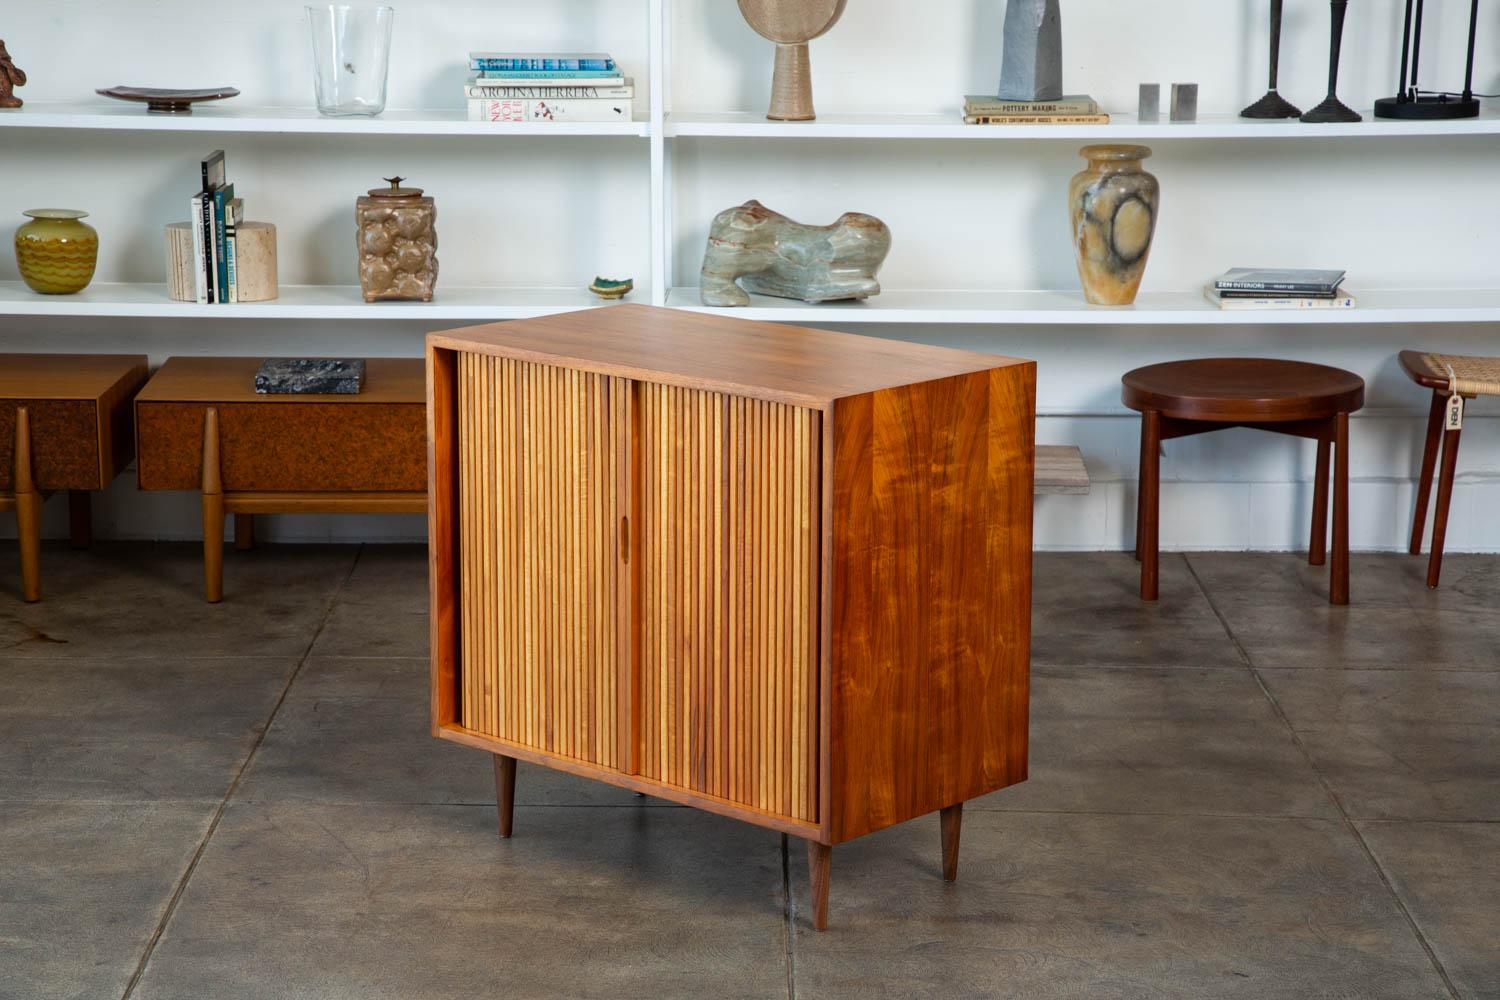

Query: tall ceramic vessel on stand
736 0 848 121
1069 145 1158 306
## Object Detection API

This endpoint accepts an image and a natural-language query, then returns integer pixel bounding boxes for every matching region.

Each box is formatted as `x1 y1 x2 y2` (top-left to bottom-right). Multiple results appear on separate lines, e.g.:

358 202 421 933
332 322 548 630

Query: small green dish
589 276 633 300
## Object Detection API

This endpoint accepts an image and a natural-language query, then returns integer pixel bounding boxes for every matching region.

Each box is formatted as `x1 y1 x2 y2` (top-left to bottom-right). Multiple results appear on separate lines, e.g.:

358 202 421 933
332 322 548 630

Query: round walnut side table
1122 358 1365 605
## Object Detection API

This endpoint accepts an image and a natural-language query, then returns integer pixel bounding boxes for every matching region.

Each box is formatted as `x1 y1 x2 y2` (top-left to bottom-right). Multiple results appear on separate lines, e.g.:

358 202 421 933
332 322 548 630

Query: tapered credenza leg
940 803 963 882
13 408 42 603
806 840 831 931
235 514 256 551
200 407 224 604
68 490 92 548
494 754 517 839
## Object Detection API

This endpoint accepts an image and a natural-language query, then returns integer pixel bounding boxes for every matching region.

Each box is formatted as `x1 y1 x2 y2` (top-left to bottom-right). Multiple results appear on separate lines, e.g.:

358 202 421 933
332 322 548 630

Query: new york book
468 97 634 123
1213 268 1346 293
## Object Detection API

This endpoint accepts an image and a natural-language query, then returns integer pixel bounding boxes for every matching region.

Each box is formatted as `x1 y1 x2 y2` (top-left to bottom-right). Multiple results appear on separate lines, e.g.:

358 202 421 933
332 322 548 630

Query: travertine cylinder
164 220 278 302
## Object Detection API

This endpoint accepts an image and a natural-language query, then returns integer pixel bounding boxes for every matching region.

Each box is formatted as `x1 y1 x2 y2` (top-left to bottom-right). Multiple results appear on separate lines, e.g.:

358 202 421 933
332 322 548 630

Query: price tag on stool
1445 364 1464 431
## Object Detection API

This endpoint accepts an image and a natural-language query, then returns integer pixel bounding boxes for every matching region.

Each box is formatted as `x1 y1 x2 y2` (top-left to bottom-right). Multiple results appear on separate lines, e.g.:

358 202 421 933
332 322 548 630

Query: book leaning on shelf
187 149 250 304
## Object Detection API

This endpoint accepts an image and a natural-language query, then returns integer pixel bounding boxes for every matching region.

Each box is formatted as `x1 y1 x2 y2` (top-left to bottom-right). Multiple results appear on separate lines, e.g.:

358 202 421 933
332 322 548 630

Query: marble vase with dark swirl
1069 145 1158 306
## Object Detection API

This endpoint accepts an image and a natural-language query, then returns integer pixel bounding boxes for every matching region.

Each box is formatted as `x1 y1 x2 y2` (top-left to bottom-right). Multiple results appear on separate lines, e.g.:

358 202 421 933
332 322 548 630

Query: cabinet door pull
619 515 630 563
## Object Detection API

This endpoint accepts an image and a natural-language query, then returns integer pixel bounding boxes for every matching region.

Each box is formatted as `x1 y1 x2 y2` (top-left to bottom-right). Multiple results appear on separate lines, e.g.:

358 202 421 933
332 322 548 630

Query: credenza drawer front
136 401 426 492
638 385 821 823
457 354 629 769
0 399 102 491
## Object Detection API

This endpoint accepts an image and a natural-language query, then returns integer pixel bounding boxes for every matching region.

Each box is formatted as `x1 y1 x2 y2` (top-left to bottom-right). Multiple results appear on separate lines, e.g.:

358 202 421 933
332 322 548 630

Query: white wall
2 0 1497 550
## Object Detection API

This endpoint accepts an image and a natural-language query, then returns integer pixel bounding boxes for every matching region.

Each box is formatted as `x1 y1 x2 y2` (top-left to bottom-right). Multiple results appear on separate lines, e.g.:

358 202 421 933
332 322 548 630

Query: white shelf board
0 102 650 137
665 287 1500 325
666 109 1500 140
0 282 626 321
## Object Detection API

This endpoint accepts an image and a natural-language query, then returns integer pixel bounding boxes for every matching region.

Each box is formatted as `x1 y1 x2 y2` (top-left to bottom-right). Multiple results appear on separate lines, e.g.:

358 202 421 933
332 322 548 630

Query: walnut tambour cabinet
428 304 1036 929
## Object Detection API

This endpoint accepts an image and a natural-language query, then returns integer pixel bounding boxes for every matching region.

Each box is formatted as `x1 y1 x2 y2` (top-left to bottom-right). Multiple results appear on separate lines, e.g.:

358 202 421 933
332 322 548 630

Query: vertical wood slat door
457 353 630 770
637 384 821 823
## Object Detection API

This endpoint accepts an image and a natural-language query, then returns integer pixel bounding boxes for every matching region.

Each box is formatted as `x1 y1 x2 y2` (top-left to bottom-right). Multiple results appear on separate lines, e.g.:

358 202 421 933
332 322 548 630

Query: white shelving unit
665 108 1500 141
0 1 1497 325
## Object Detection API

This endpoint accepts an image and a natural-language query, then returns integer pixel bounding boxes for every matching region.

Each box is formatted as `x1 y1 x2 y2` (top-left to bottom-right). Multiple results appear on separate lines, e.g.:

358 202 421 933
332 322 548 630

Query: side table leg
1409 391 1445 554
494 754 517 839
1140 410 1161 601
201 408 224 603
1428 422 1463 589
1330 412 1350 605
940 803 963 882
13 408 42 603
68 491 92 549
807 839 831 931
1309 438 1330 566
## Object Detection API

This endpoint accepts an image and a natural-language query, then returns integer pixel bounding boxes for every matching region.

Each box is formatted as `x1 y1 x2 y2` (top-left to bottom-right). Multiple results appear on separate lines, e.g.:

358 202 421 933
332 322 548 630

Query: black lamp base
1301 95 1362 123
1374 94 1481 120
1241 90 1303 119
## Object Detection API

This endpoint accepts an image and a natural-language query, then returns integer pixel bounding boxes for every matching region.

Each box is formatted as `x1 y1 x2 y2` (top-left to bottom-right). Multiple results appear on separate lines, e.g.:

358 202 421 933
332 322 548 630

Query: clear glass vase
307 5 394 117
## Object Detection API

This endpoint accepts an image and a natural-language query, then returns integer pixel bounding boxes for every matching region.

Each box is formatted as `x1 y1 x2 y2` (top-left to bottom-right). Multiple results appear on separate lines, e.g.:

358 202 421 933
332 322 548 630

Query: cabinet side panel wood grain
829 365 1035 844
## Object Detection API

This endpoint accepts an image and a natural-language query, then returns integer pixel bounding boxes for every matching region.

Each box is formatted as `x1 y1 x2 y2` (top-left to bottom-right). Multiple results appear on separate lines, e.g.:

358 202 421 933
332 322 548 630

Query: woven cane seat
1399 350 1500 398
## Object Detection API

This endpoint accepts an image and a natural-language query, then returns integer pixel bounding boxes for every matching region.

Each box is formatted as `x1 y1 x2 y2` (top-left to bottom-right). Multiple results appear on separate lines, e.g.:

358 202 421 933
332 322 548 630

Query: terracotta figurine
0 40 26 109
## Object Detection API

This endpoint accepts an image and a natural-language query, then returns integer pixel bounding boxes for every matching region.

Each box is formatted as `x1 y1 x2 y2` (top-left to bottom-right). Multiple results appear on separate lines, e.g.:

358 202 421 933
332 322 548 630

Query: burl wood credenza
427 304 1035 929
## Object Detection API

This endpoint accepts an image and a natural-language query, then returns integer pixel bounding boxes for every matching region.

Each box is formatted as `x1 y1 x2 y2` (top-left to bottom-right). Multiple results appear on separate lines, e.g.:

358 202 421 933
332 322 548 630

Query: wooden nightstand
1 354 149 601
135 357 427 602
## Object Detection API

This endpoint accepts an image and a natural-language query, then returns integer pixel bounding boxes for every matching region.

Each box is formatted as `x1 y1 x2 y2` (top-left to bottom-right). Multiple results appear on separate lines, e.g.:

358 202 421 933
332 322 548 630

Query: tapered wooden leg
13 408 42 603
1140 410 1161 601
201 407 224 604
806 840 831 931
1410 391 1445 554
1135 419 1150 562
68 491 92 548
234 513 256 551
1309 438 1330 566
940 803 962 882
494 754 517 838
1330 412 1350 605
1428 424 1463 589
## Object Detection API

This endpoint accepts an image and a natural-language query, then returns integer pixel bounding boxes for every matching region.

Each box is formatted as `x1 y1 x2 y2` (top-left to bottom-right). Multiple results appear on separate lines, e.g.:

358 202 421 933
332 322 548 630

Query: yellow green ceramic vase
15 209 99 294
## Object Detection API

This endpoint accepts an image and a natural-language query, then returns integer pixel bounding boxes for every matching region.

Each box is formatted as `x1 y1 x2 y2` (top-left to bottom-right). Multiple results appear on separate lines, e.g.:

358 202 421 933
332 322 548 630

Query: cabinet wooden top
429 305 1027 406
0 354 149 400
136 357 425 404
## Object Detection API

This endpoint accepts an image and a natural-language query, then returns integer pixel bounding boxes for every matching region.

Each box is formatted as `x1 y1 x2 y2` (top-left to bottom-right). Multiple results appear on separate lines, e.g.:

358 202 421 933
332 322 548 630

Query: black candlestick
1302 0 1362 123
1374 0 1482 119
1242 0 1302 118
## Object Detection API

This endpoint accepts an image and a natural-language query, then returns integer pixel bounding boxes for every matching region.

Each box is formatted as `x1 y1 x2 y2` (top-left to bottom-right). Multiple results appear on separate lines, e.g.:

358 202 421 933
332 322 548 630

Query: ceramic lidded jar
1069 145 1158 306
357 176 438 302
15 209 98 294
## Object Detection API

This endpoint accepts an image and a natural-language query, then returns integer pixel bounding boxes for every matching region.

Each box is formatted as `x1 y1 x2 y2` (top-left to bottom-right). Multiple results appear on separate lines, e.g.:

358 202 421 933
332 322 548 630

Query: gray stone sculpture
998 0 1062 102
700 200 891 307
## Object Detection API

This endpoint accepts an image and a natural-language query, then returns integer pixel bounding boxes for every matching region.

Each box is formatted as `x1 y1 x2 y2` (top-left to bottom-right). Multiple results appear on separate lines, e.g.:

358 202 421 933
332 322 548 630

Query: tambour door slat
636 386 821 824
457 355 624 769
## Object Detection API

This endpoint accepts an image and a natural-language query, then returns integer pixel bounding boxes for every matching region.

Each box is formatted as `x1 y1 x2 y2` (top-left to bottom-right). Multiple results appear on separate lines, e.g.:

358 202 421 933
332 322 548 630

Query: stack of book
466 52 634 124
188 149 245 305
963 94 1107 125
1204 268 1356 310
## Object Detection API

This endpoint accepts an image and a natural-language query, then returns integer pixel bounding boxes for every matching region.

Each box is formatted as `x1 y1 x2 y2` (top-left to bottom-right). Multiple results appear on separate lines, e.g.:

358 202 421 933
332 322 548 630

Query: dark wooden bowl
95 86 241 114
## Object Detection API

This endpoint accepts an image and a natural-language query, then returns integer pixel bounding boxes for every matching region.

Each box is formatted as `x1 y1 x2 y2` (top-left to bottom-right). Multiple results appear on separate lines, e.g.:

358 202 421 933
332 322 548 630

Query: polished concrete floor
1 543 1496 1000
